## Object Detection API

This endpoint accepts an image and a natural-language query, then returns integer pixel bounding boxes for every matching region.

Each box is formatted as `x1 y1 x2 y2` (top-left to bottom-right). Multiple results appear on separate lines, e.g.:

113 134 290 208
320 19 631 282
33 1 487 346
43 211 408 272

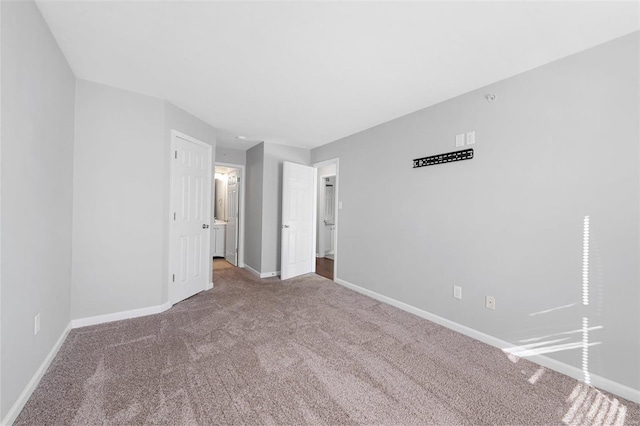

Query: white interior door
281 161 315 280
170 133 212 304
225 169 238 266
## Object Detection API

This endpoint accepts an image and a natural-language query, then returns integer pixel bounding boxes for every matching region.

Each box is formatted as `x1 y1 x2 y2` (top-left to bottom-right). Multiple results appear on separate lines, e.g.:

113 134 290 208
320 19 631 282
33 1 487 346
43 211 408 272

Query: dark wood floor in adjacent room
316 257 334 280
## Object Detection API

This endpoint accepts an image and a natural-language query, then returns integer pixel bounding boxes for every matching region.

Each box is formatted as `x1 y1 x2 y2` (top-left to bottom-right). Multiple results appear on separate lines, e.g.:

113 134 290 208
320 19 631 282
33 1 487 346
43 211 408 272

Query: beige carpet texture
16 266 640 425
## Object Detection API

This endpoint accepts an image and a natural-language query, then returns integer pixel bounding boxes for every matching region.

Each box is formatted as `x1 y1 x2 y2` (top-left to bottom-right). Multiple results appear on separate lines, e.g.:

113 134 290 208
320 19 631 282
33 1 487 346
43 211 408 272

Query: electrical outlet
453 286 462 300
485 296 496 310
455 134 465 148
34 313 41 335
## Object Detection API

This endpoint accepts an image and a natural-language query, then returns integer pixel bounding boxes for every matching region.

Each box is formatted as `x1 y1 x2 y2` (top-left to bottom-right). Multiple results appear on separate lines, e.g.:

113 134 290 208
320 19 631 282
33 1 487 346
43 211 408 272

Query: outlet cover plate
485 296 496 310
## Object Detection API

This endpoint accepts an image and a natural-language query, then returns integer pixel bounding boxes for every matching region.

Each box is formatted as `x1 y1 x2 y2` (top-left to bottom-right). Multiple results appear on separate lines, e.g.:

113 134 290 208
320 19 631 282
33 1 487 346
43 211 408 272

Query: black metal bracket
413 148 474 169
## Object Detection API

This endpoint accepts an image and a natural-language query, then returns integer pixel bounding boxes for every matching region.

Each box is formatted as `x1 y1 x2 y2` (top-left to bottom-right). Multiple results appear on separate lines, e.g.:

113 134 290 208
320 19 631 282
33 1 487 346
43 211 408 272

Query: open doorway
212 163 245 272
313 159 339 281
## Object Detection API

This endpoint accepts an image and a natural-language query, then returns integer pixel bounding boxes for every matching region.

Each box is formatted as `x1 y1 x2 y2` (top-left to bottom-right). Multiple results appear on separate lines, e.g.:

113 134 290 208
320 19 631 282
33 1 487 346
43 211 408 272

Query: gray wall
244 143 264 272
1 0 75 416
311 33 640 390
216 146 246 165
261 143 310 274
72 80 165 319
73 85 218 317
163 102 217 300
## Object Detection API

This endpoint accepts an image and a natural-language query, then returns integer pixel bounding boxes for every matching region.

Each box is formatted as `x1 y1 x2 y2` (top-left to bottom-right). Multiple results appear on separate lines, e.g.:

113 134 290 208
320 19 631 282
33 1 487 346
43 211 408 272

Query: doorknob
282 224 290 229
202 224 209 229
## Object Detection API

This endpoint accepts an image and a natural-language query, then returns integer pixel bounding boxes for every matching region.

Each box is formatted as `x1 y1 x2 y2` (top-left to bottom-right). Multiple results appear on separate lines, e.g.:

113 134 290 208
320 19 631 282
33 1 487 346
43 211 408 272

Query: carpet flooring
16 266 640 425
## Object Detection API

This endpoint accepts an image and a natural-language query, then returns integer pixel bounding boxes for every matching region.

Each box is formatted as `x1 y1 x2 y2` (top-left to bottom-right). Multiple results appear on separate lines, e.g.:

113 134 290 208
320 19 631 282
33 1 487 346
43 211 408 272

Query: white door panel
281 162 315 280
171 133 211 304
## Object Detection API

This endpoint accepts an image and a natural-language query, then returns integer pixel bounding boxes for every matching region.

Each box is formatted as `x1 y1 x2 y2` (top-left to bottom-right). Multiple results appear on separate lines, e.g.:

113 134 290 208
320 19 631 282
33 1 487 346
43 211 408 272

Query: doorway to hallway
313 158 339 282
213 162 245 268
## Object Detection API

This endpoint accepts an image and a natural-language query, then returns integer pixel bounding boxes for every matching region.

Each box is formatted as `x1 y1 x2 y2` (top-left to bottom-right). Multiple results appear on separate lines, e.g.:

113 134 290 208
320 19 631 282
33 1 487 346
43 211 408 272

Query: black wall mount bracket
413 148 474 169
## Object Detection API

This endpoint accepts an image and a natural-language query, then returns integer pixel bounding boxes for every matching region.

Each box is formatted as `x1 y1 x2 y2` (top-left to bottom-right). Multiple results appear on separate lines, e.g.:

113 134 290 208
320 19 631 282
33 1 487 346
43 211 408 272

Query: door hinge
173 212 176 220
174 151 177 159
172 274 175 282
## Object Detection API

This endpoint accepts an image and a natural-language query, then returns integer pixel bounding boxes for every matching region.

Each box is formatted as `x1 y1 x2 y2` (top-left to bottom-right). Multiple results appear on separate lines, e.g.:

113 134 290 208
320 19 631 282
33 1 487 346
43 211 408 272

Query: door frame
215 162 246 267
311 158 339 281
168 130 213 306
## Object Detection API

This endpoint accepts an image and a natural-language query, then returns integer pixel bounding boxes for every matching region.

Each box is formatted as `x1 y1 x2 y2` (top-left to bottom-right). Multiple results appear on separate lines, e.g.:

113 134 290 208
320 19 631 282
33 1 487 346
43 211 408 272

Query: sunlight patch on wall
582 316 591 385
529 303 577 317
582 215 591 385
516 326 603 344
504 338 601 358
583 216 590 306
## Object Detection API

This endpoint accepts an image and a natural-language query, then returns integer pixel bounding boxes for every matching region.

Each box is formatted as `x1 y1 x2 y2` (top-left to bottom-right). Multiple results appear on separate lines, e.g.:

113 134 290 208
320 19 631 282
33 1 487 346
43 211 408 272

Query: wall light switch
455 134 465 147
453 286 462 300
466 131 476 145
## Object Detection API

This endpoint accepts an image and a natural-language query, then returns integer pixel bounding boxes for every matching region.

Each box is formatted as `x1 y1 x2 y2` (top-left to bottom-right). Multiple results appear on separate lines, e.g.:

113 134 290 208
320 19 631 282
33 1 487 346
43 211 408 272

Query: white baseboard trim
243 264 260 277
2 322 72 426
334 277 640 404
71 301 172 329
242 265 280 279
206 281 213 290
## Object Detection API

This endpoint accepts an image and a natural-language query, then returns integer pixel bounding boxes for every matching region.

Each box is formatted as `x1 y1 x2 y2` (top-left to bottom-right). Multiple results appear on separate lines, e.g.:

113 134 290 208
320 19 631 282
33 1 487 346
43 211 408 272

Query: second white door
281 161 315 280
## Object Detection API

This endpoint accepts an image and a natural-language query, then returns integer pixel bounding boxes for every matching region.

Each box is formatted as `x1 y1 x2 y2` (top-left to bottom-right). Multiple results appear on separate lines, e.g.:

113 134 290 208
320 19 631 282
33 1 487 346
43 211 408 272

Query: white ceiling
36 1 639 150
